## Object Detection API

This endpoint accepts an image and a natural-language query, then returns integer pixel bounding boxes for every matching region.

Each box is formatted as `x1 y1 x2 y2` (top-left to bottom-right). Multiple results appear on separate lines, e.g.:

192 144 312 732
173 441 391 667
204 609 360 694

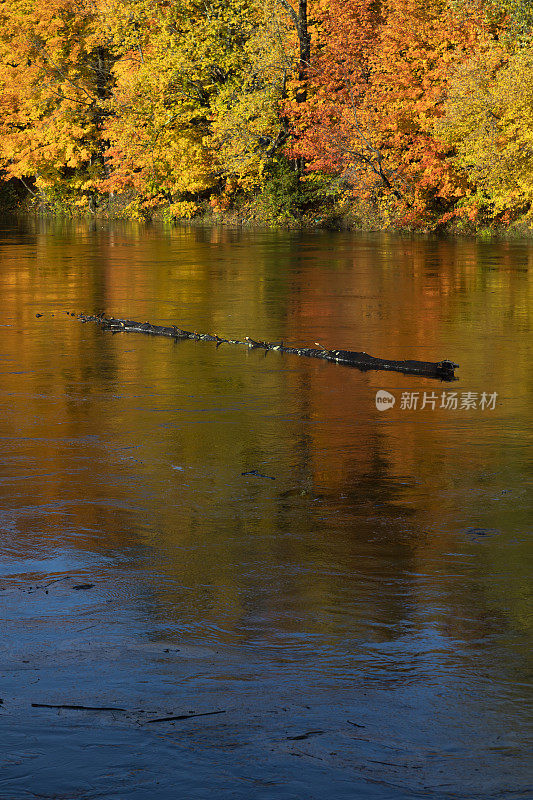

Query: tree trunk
276 0 311 80
297 0 310 79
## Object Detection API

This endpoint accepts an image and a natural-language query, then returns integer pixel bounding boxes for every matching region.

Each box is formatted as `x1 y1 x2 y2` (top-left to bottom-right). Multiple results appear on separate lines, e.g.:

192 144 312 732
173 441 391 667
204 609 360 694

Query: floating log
76 314 458 380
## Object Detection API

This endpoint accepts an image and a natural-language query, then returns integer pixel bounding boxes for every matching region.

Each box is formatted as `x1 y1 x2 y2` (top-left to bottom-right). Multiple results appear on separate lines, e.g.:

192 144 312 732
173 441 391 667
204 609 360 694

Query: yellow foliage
209 2 293 190
168 200 199 219
0 0 108 204
440 43 533 217
96 0 293 205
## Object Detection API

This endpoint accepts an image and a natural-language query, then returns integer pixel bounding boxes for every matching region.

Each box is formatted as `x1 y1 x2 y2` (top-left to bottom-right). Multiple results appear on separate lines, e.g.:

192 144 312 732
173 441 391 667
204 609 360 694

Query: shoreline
2 186 533 239
5 206 533 241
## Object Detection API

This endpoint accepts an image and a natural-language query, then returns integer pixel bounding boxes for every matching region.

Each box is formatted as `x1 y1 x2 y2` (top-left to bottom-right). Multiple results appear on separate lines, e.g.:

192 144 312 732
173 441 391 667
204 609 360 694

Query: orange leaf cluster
286 0 497 225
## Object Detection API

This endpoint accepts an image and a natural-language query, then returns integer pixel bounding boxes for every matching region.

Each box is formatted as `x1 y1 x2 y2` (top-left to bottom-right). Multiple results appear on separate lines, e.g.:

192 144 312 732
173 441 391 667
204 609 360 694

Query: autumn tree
0 0 112 209
440 42 533 221
287 0 493 226
362 0 485 222
94 0 299 216
285 0 381 191
0 0 300 217
209 5 295 198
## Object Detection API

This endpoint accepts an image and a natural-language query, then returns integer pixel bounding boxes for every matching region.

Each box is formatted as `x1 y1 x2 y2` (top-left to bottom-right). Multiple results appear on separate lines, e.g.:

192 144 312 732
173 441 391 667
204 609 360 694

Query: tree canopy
1 0 532 228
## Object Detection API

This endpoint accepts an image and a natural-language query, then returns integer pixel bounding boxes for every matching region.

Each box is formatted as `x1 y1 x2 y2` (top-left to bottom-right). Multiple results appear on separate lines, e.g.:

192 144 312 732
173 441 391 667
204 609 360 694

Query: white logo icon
375 390 396 410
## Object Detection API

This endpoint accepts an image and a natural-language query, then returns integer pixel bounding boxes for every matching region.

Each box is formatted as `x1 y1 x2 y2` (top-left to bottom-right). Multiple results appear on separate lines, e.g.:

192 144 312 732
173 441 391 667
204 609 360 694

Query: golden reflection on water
0 217 531 658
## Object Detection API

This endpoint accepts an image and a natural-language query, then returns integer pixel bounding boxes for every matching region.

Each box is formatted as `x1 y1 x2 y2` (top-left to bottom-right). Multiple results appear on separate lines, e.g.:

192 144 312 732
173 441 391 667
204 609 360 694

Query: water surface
0 218 531 799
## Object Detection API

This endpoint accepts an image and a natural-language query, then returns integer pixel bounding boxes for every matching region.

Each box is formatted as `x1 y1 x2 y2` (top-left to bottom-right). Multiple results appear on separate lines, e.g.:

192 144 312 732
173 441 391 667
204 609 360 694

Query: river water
0 217 531 799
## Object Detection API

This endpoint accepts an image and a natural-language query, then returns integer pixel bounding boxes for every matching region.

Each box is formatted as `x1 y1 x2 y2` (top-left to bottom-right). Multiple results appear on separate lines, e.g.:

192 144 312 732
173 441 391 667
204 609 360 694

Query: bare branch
275 0 299 30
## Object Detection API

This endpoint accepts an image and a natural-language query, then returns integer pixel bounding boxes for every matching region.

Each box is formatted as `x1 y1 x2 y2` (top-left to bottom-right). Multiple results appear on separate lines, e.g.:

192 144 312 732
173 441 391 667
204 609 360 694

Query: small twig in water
287 730 324 741
32 703 126 712
145 709 226 724
36 576 72 589
241 470 275 480
293 749 324 761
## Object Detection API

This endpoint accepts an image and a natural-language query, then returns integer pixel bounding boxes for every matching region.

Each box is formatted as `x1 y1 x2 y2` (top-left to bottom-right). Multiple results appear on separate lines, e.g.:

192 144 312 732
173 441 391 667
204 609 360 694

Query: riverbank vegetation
1 0 533 231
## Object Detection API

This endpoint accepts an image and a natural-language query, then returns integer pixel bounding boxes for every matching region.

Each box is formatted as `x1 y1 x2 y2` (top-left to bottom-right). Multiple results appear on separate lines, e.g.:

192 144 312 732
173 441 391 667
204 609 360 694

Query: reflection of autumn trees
282 234 531 644
1 222 531 649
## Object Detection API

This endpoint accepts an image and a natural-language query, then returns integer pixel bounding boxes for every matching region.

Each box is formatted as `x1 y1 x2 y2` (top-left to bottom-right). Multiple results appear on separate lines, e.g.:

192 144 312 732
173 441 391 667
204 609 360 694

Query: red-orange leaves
287 0 490 225
286 0 380 186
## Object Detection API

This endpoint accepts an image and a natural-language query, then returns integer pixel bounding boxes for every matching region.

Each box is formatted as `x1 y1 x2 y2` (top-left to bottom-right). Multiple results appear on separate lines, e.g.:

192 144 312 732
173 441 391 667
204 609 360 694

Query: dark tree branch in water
74 314 458 381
